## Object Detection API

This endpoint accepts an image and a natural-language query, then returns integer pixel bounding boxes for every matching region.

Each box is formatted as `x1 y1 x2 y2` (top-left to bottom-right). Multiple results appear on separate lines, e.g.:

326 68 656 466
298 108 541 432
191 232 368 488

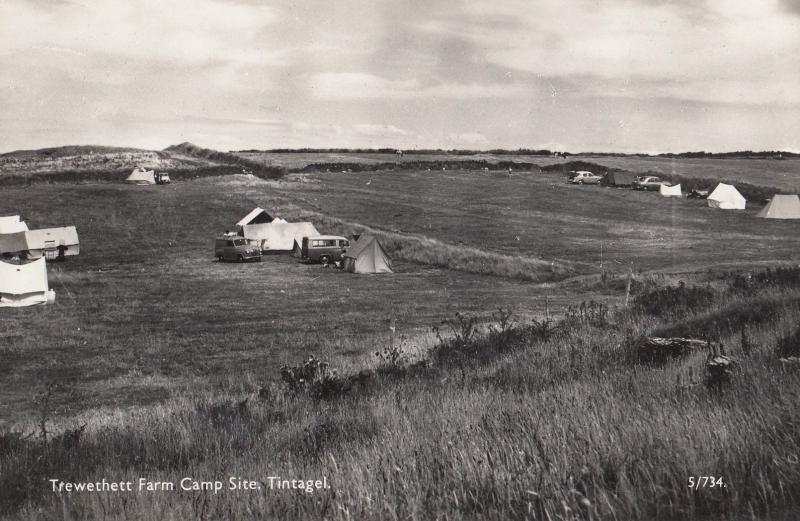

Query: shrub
280 356 350 399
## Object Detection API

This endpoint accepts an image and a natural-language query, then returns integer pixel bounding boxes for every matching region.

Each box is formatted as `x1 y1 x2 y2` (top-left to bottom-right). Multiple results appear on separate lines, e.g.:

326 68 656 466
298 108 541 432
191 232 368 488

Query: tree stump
705 355 738 388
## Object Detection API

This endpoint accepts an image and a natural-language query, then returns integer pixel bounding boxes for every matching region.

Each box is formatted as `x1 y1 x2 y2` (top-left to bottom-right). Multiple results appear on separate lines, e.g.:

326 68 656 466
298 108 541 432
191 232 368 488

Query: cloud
308 72 531 100
0 0 280 65
354 124 410 138
447 132 489 145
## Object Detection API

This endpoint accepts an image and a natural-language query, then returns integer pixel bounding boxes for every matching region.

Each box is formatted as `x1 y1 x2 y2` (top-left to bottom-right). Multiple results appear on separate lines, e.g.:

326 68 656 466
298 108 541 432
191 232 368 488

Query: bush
280 356 350 400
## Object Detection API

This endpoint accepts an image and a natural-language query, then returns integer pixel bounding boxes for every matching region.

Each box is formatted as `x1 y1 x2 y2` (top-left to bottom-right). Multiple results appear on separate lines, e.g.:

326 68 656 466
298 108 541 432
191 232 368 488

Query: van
300 235 349 265
214 236 262 262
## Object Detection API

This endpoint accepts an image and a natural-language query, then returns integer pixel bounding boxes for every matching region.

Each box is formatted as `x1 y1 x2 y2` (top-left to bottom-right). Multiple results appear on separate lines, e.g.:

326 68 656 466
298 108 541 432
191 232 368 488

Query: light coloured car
568 171 603 185
632 176 665 191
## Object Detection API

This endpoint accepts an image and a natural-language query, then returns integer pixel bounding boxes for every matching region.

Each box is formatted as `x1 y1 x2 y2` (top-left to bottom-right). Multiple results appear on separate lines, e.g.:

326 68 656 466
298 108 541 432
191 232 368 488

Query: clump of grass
632 281 717 320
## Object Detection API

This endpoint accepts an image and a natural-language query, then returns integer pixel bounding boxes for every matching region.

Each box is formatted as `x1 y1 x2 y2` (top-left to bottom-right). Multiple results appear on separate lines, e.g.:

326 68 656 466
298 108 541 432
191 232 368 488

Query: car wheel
218 255 224 262
237 254 244 262
320 255 330 266
577 180 583 185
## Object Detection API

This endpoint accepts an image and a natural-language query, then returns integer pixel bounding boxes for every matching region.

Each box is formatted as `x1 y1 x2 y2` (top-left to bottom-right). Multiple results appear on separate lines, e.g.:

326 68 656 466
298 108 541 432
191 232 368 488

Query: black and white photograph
1 1 799 519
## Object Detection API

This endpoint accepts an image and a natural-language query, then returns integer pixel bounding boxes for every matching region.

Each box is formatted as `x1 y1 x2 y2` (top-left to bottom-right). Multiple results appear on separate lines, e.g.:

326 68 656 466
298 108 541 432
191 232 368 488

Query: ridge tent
0 231 29 257
0 215 28 233
24 226 80 259
659 183 682 197
707 183 746 210
241 222 320 251
0 258 56 307
126 168 156 185
756 194 800 219
342 235 392 274
602 171 637 187
236 207 275 227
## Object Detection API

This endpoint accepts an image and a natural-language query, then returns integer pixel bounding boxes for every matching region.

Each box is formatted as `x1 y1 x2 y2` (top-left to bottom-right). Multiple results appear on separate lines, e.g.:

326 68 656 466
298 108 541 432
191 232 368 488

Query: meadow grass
2 273 800 520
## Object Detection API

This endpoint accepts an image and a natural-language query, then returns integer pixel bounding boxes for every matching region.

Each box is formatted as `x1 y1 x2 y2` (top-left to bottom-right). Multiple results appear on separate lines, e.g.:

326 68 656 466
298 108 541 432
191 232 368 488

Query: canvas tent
0 215 28 233
0 227 79 259
0 232 29 258
236 207 275 227
756 194 800 219
707 183 746 210
126 168 156 185
342 235 392 274
659 183 682 197
292 239 302 258
241 222 320 251
602 171 637 187
24 226 80 259
0 258 55 307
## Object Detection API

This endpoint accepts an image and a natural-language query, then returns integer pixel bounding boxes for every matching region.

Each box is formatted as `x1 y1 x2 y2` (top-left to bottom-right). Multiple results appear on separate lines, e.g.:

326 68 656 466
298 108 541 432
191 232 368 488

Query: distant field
236 151 800 192
269 169 800 273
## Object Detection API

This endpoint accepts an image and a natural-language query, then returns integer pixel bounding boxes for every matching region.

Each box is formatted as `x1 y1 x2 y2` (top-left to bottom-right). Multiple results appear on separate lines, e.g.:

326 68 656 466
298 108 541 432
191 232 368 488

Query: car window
234 239 247 246
226 240 234 247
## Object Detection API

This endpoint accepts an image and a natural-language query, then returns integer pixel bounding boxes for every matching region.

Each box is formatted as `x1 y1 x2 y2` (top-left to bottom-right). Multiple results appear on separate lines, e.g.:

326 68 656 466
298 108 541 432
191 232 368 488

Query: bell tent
0 258 55 307
756 194 800 219
0 215 28 233
126 168 156 185
659 183 682 197
342 235 392 274
707 183 746 210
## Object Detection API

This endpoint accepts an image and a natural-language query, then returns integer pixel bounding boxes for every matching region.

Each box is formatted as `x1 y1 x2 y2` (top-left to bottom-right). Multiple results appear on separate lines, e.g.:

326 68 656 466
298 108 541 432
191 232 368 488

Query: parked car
300 235 349 265
155 172 171 184
633 176 665 191
568 171 603 185
214 236 261 262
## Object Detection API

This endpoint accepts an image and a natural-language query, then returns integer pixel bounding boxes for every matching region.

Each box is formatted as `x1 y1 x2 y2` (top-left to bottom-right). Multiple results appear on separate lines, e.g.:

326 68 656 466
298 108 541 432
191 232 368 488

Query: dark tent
603 171 637 186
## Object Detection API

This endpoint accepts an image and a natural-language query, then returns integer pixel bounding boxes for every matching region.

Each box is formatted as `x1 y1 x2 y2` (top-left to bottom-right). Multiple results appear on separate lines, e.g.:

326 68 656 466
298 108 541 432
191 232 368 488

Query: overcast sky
1 0 799 153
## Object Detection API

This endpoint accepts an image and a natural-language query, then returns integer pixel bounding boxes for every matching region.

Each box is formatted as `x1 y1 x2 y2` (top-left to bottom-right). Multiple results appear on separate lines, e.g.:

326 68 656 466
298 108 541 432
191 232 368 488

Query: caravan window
339 240 349 247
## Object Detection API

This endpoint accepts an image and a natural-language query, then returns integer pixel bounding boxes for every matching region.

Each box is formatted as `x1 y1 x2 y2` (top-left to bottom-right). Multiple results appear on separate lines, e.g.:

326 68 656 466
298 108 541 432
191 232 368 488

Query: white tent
756 194 800 219
126 168 156 185
236 207 274 226
343 235 393 274
0 258 56 307
659 183 682 197
0 215 28 233
707 183 746 210
241 222 320 251
24 226 80 259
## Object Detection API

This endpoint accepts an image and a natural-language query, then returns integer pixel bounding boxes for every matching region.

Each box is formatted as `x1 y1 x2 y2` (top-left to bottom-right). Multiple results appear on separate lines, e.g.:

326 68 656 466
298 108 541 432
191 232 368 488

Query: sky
1 0 799 153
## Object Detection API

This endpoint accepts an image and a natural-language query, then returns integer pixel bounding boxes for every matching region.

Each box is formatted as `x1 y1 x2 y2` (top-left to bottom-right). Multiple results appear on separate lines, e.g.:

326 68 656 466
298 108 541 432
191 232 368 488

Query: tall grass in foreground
3 272 800 520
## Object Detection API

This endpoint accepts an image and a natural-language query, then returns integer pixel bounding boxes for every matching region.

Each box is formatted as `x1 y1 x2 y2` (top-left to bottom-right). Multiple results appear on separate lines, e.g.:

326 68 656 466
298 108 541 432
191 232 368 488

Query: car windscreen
233 239 248 246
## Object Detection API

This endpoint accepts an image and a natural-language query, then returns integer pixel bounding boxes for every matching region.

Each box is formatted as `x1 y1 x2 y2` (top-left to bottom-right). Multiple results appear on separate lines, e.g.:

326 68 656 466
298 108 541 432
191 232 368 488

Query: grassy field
236 151 800 193
2 152 800 519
